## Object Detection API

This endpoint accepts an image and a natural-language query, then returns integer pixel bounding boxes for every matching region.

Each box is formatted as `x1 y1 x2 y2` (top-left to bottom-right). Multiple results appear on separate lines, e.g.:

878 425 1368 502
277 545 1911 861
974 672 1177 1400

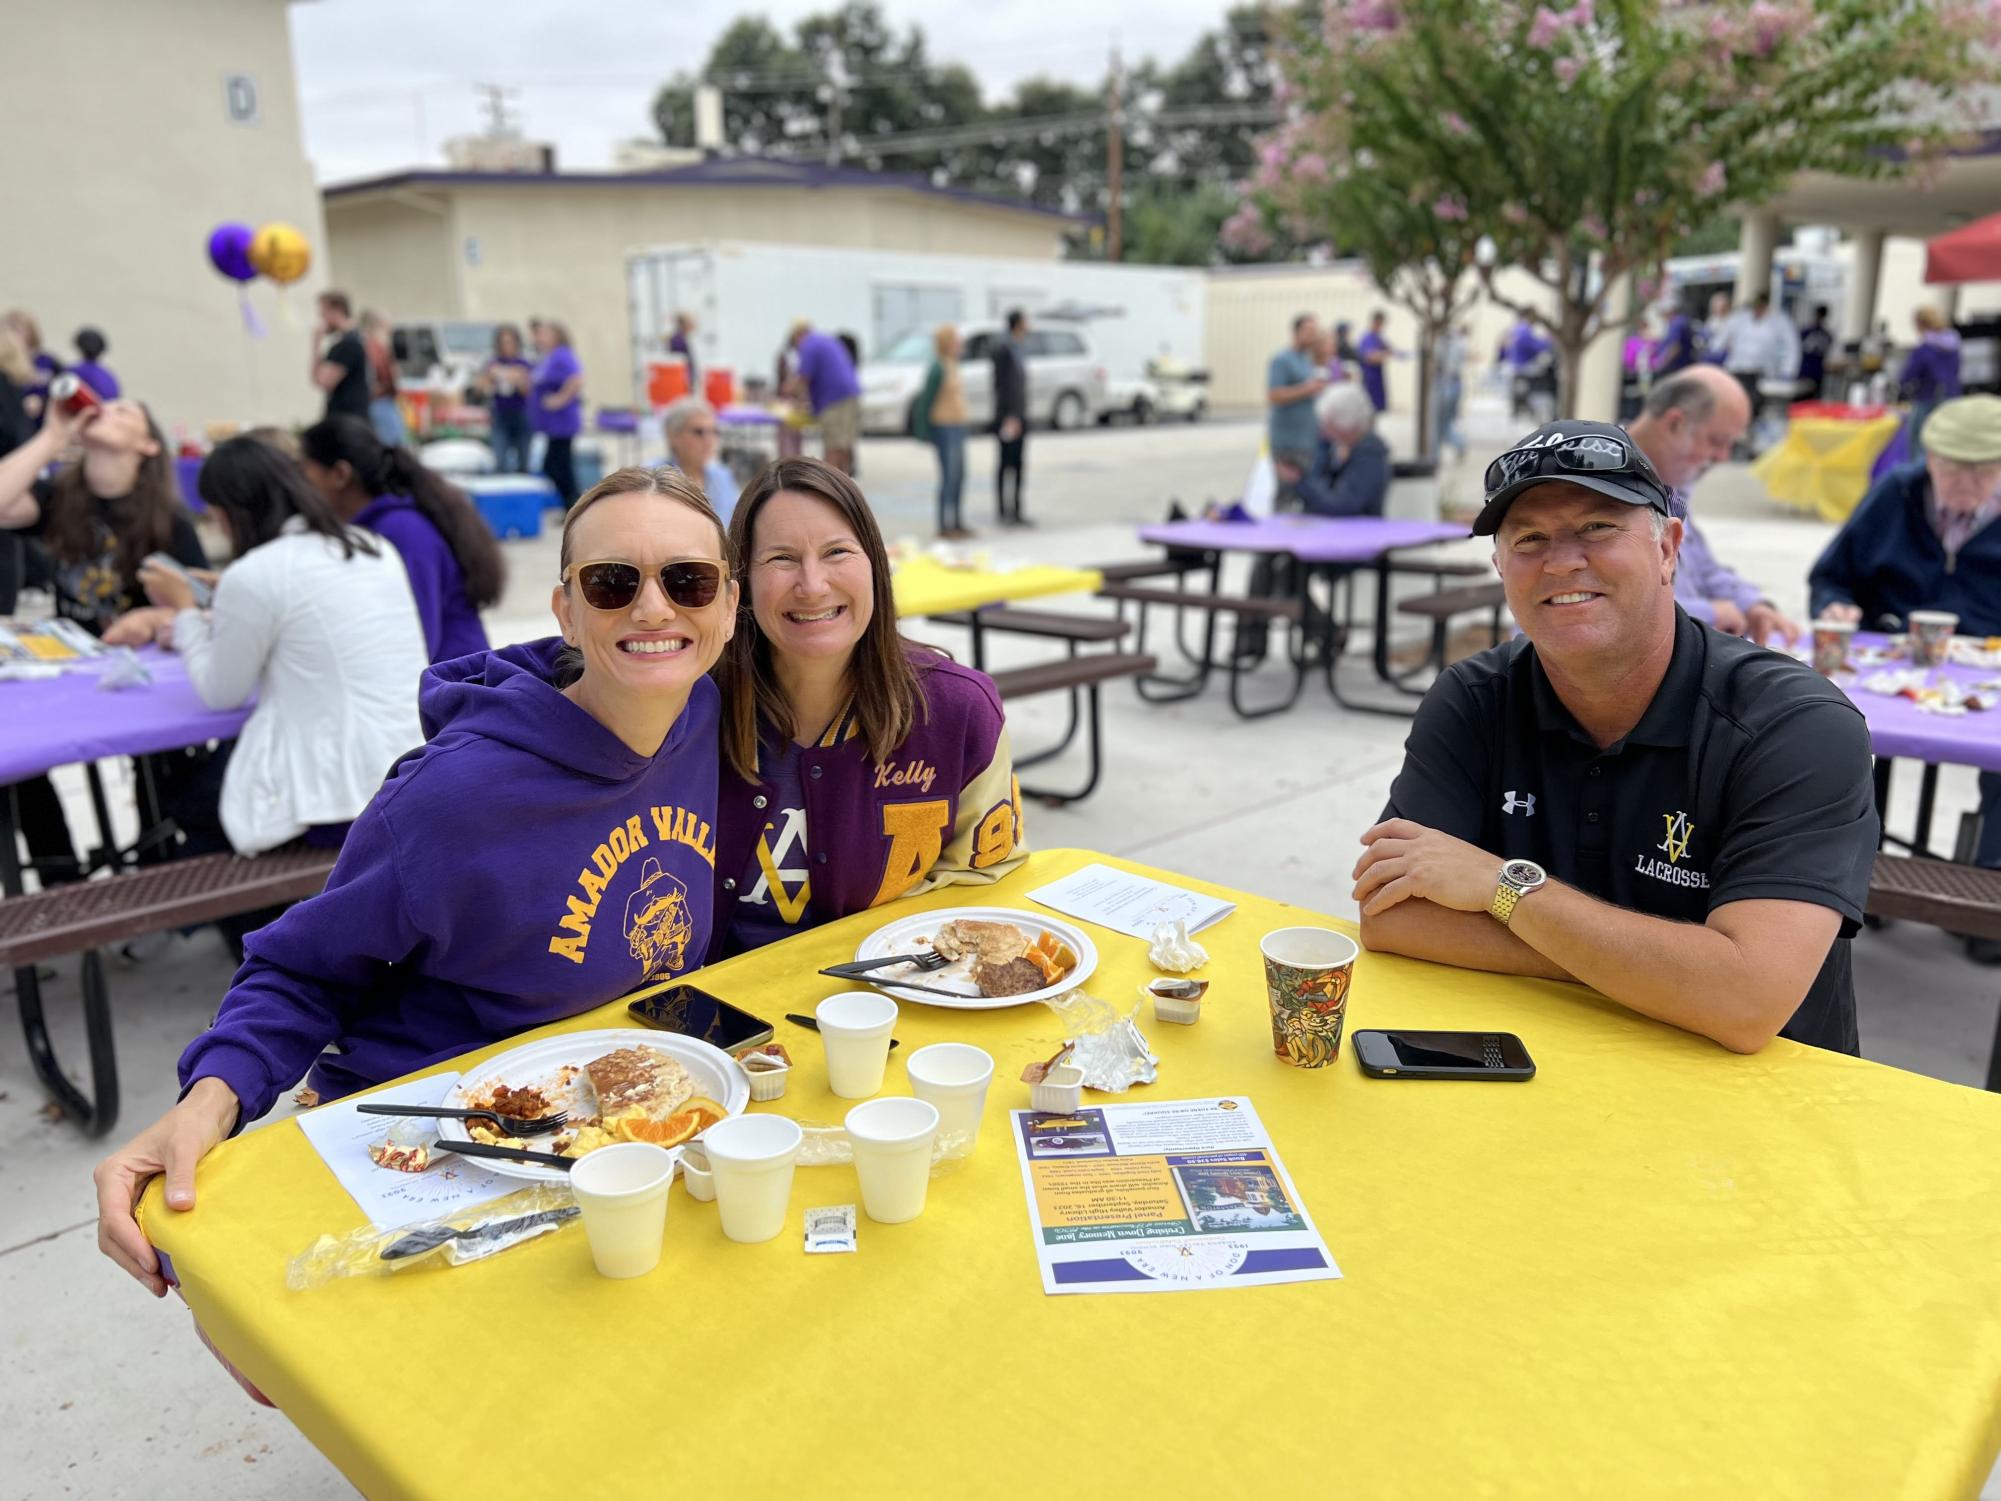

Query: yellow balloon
249 222 311 285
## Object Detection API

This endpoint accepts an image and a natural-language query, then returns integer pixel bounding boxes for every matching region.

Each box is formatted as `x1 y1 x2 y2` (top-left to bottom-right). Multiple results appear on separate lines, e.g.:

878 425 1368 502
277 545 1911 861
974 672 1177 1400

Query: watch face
1502 859 1545 889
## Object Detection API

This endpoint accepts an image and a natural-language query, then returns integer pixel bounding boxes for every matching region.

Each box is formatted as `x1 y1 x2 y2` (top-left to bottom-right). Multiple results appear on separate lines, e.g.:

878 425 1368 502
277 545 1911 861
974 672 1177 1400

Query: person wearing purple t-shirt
1357 310 1393 414
91 469 740 1298
69 327 120 400
786 321 862 476
1902 305 1964 459
532 319 586 504
300 415 503 664
475 324 534 474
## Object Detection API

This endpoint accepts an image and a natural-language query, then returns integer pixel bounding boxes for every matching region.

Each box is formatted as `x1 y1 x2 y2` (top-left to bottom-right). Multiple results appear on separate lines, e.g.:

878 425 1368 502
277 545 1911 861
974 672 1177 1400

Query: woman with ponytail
299 416 504 663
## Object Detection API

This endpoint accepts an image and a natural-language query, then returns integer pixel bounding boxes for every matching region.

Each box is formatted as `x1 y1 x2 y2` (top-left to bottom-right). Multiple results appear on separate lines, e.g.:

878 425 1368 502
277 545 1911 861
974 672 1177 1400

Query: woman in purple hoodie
299 416 502 663
707 457 1025 960
94 466 739 1296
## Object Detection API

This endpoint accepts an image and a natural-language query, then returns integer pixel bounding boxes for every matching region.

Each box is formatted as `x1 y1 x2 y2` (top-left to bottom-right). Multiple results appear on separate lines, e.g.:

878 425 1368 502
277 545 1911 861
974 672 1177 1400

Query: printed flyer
1010 1095 1340 1295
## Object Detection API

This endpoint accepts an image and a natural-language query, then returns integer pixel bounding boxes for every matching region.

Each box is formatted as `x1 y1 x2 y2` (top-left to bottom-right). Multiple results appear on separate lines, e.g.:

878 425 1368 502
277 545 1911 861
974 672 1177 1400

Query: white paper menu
1027 862 1236 939
294 1073 518 1229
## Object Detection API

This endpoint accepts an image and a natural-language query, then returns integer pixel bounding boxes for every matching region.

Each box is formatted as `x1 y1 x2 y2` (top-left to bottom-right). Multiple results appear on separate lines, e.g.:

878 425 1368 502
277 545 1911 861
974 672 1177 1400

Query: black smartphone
627 984 776 1054
1352 1029 1536 1080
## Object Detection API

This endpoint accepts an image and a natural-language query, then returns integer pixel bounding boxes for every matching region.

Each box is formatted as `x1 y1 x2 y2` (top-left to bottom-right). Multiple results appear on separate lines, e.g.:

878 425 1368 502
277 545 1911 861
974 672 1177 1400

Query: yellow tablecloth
1751 413 1904 522
891 556 1102 619
142 850 2001 1500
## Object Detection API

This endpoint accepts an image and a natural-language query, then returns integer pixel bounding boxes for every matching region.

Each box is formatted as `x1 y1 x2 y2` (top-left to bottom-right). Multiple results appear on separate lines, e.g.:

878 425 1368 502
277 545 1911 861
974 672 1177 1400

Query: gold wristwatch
1489 858 1547 926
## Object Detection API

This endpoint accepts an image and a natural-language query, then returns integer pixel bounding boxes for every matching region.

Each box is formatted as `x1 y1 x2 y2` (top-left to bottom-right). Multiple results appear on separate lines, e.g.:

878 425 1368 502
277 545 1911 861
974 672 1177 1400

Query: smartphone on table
1352 1029 1536 1081
628 983 775 1054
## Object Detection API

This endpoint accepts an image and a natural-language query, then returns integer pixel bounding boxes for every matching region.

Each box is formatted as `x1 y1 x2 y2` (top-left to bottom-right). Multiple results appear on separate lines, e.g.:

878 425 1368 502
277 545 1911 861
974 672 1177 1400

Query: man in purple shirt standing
1628 365 1800 645
787 321 862 475
1357 310 1393 413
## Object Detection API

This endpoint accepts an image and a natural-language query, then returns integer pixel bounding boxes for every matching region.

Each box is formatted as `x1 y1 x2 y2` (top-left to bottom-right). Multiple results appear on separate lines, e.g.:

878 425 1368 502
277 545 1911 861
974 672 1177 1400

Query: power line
765 100 1277 159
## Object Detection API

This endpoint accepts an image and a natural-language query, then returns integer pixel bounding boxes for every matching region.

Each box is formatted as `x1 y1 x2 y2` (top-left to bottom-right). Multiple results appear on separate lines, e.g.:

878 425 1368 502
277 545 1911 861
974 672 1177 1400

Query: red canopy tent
1925 212 2001 283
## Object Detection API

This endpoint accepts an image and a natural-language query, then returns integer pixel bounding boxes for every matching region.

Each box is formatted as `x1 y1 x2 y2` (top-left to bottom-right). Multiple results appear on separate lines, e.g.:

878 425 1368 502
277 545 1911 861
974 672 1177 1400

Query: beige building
0 0 328 440
322 160 1077 411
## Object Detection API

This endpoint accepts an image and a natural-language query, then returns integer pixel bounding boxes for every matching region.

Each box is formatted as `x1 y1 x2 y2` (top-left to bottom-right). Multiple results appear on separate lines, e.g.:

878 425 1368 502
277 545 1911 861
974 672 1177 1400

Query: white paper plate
439 1028 750 1183
851 906 1097 1010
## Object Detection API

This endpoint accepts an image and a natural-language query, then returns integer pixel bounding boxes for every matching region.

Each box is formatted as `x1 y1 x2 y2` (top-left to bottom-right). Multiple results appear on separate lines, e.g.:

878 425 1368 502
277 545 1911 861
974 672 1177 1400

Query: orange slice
614 1097 730 1147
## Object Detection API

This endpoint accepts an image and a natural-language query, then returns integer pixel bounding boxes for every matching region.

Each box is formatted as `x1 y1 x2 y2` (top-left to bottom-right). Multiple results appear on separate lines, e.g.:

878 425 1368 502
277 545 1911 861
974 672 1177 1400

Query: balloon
207 223 257 283
249 222 311 285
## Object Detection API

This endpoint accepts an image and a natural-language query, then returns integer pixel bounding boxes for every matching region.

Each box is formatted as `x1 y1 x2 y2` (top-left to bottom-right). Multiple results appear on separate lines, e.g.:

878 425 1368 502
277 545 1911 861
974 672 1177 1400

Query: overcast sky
290 0 1232 184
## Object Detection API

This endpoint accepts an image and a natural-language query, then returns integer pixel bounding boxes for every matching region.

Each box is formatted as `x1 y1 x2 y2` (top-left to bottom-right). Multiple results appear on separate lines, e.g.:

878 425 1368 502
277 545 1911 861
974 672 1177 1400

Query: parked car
1098 357 1211 426
860 321 1108 435
391 320 503 390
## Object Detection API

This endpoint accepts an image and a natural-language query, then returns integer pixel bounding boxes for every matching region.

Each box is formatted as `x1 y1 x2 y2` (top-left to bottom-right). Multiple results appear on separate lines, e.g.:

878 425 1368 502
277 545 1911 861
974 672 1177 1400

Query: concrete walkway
7 390 1997 1498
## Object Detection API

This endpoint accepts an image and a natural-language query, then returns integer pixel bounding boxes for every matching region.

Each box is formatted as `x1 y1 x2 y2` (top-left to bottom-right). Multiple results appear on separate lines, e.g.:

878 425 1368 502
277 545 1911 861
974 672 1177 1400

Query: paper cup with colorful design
1260 927 1358 1068
1909 611 1959 668
1811 619 1856 676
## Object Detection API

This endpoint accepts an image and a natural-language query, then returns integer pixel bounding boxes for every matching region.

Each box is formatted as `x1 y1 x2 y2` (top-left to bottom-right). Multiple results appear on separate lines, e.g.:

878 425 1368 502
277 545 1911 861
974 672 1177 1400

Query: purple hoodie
179 639 720 1121
353 493 490 664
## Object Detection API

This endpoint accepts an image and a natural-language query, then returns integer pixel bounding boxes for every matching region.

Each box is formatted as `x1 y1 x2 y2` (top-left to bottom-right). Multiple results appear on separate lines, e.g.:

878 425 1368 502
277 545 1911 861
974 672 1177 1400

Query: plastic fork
356 1102 570 1137
818 950 954 980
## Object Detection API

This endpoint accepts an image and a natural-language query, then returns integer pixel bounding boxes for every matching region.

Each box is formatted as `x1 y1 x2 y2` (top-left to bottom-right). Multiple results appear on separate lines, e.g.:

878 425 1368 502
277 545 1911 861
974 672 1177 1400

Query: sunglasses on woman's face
563 559 723 612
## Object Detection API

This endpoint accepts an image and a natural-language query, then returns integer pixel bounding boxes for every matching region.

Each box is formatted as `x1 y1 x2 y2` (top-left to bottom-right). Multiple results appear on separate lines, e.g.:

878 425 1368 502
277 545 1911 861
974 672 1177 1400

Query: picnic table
1132 515 1474 714
140 848 2001 1499
892 556 1103 668
1836 633 2001 858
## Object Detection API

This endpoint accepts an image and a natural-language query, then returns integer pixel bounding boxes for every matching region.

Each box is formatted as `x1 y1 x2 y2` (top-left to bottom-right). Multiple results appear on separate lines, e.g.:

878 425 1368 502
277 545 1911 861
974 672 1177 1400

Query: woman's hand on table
137 559 197 612
1353 818 1500 916
93 1078 240 1296
1817 602 1863 625
101 605 176 648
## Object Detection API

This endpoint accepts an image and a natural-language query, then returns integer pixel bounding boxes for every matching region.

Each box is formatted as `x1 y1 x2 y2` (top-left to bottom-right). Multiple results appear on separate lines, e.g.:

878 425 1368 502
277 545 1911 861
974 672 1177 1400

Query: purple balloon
207 223 257 283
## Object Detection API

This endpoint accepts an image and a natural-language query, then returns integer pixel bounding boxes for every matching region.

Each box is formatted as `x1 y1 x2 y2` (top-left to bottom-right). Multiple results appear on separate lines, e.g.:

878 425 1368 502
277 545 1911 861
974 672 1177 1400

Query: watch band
1490 880 1523 926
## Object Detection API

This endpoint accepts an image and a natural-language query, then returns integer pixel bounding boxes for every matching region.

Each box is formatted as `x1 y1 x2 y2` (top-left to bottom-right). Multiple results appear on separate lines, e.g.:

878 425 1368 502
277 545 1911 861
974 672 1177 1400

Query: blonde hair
1915 305 1948 333
0 323 31 386
559 466 729 576
933 323 960 358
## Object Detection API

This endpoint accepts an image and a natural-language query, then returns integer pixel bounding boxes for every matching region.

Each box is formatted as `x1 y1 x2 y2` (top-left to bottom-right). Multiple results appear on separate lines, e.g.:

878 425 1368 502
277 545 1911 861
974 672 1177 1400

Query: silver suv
860 321 1108 435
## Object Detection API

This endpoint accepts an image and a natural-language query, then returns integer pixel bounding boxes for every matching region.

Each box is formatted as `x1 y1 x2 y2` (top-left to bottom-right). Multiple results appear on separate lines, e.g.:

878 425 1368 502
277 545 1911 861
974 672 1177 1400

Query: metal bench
1865 853 2001 1091
1096 582 1313 719
928 606 1130 669
0 846 339 1134
1393 580 1509 684
988 651 1157 805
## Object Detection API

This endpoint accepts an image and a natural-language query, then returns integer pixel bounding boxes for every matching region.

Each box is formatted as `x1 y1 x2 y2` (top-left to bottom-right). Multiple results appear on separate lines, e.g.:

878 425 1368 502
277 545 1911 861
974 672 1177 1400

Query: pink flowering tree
1234 0 2001 417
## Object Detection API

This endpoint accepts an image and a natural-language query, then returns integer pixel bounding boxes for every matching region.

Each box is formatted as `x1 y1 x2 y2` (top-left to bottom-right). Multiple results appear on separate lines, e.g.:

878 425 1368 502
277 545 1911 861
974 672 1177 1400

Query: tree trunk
1556 338 1582 419
1413 332 1435 463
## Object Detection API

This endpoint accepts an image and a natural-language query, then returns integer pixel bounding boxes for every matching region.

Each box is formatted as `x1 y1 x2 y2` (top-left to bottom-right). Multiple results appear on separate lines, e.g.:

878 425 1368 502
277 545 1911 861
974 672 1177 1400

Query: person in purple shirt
474 324 534 474
1357 310 1393 413
91 467 740 1298
69 327 120 400
786 320 863 476
1627 366 1800 645
1902 306 1963 458
668 310 699 390
300 415 503 663
531 319 585 504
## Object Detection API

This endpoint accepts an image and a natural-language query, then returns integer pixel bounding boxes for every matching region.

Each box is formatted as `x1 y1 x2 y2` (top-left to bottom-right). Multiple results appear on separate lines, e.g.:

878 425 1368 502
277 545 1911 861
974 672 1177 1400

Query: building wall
1204 263 1560 412
0 0 327 439
325 181 1066 417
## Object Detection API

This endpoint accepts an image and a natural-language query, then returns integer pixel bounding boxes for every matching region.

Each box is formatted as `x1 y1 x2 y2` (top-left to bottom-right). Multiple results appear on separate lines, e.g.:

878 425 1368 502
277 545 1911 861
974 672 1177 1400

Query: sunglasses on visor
1483 432 1671 503
562 559 724 611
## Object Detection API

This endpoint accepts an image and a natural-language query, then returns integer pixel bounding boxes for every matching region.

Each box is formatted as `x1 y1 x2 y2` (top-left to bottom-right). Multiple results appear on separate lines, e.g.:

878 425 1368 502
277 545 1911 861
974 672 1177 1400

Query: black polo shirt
1383 609 1878 1053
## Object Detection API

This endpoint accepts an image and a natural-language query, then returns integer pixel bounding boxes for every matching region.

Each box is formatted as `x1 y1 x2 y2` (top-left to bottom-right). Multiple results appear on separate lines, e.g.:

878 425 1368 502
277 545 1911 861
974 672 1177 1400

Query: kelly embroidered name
873 757 938 795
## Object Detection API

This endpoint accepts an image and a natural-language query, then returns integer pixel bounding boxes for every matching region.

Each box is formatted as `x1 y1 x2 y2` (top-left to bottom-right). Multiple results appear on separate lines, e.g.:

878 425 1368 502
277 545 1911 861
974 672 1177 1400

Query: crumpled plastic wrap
1036 988 1158 1092
792 1123 976 1173
1147 920 1209 974
96 647 154 691
286 1182 578 1290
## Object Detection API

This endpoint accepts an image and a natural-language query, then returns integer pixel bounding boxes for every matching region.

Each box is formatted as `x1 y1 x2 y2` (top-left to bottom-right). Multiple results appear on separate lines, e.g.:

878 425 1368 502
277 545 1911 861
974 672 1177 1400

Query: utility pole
474 81 522 139
1106 43 1124 262
824 55 846 167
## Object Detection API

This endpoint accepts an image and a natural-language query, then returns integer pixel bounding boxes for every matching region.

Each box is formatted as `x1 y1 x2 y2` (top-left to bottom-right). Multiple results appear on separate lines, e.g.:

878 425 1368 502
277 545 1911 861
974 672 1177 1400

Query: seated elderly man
1274 384 1390 518
1354 420 1878 1054
661 396 739 521
1627 365 1800 644
1811 393 2001 916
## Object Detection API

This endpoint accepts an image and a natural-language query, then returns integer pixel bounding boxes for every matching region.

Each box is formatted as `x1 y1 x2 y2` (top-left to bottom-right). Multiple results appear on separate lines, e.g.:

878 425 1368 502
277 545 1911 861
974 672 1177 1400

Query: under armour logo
1502 791 1536 817
1659 810 1694 863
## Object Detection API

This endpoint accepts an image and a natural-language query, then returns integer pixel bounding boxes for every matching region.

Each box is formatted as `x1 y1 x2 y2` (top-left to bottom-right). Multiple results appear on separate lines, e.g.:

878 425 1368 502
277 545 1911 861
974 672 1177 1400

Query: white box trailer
626 240 1206 426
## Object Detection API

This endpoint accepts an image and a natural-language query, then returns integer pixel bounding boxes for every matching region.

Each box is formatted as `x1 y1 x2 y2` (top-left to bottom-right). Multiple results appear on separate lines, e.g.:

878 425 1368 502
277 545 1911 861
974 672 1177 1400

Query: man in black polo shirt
1353 420 1878 1054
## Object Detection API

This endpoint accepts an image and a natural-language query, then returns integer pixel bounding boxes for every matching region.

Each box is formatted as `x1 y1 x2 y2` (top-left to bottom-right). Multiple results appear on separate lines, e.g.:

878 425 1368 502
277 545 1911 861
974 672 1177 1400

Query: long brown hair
555 466 731 687
41 405 188 584
715 457 927 783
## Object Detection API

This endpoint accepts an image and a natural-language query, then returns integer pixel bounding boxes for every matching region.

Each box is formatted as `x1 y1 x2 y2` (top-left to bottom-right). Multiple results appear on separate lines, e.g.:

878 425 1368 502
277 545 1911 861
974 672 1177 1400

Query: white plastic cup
845 1096 940 1224
568 1142 675 1278
905 1042 994 1155
815 991 899 1099
701 1114 803 1244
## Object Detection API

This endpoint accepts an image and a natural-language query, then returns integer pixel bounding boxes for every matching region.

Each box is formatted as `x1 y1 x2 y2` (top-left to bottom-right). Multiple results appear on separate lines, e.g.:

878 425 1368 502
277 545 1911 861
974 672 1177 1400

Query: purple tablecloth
1838 634 2001 773
1138 515 1469 565
0 647 248 784
718 404 784 429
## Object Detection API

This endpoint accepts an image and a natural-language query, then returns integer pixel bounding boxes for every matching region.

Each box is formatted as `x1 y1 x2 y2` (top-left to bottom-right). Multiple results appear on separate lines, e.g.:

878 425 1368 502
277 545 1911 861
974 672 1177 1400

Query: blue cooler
462 475 557 539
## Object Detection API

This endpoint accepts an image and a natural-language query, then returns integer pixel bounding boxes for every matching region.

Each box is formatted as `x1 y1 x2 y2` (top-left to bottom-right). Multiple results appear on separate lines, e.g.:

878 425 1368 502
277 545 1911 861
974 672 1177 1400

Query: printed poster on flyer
1010 1095 1341 1295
